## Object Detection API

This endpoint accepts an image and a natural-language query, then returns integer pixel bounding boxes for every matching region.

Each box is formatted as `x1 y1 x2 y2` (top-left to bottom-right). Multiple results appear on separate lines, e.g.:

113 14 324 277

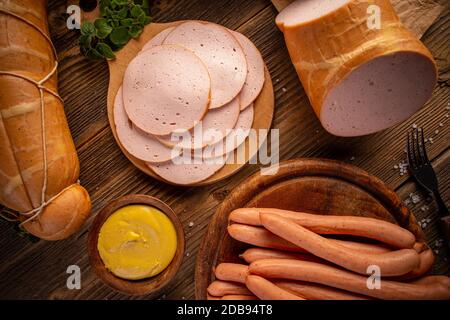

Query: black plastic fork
407 128 449 245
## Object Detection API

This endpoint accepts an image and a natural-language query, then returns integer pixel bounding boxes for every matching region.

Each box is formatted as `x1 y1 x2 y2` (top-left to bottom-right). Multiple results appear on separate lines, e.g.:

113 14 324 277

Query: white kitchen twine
0 8 79 227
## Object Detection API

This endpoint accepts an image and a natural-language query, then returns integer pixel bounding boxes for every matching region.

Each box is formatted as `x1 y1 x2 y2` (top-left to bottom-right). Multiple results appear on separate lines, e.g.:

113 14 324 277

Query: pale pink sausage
157 96 240 149
230 31 265 110
113 86 179 162
141 27 175 52
164 21 247 109
123 44 210 135
147 153 228 185
202 104 254 158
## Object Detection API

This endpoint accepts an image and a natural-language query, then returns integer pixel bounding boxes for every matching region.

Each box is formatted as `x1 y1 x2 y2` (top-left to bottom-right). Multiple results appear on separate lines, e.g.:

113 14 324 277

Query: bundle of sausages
207 208 450 300
114 20 266 185
0 0 91 240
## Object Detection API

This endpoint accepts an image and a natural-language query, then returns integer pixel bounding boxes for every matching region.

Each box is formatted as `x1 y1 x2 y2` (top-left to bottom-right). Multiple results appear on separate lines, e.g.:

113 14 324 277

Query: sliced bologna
164 21 247 109
203 104 254 158
277 0 437 137
113 87 179 163
122 44 210 135
230 31 265 110
141 27 175 52
157 96 240 149
147 153 229 185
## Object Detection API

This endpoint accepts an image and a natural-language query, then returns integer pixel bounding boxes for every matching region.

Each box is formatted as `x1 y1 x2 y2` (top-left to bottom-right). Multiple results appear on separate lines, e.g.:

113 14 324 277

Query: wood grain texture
106 22 274 185
0 0 448 299
195 158 427 299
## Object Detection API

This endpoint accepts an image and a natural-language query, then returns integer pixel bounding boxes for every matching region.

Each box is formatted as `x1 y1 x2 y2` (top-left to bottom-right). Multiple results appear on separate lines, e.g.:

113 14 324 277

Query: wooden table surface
0 0 449 300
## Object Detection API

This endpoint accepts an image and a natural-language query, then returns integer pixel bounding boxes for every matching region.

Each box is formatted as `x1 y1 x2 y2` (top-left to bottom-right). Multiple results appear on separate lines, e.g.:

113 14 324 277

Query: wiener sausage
230 208 415 248
274 280 371 300
249 259 450 300
207 280 252 296
229 224 391 255
260 213 419 276
207 294 221 300
245 275 304 300
394 248 435 280
215 263 249 284
240 248 323 264
221 295 259 300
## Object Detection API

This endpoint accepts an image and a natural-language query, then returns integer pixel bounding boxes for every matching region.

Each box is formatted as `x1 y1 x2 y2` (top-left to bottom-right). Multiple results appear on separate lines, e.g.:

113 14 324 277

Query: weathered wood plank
0 1 448 299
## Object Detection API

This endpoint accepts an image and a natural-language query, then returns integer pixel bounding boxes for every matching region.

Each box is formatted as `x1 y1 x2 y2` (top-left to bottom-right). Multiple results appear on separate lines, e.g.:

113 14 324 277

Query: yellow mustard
97 205 177 280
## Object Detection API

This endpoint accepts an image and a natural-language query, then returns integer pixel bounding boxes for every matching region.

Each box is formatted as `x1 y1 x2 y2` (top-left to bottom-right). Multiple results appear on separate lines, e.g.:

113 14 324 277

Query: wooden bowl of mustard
87 194 185 297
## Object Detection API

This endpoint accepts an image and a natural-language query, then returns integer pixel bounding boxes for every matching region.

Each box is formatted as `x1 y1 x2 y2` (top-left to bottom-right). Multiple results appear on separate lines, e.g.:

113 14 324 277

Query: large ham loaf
276 0 437 137
0 0 91 240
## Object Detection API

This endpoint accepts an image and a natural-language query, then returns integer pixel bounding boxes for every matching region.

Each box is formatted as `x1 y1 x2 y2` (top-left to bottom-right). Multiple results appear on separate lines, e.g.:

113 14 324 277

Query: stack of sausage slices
208 208 450 300
114 21 265 185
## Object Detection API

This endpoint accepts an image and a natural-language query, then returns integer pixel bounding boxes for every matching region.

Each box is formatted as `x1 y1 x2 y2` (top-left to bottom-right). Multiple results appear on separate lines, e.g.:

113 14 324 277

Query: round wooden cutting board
106 22 274 186
194 158 426 299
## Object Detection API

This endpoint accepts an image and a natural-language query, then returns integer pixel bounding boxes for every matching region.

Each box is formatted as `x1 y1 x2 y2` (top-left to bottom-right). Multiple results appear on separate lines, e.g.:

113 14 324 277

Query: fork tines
407 127 430 169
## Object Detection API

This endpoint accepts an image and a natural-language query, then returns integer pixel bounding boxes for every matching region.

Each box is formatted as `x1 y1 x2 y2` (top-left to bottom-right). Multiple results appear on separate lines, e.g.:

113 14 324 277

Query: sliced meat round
123 44 210 135
164 21 247 109
113 87 179 163
157 96 240 149
230 31 265 110
141 27 175 52
203 103 254 158
147 153 229 185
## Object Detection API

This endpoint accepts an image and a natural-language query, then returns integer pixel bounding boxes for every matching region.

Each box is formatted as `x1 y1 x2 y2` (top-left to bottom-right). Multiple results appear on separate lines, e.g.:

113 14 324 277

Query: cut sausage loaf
113 87 179 162
0 0 91 240
249 259 450 300
229 207 416 248
164 21 247 109
230 31 265 110
276 0 437 136
260 213 419 276
123 44 211 135
141 27 175 52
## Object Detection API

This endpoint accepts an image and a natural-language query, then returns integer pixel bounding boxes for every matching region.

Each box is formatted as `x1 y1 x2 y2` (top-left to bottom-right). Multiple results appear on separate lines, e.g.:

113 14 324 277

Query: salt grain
282 87 287 92
411 194 421 204
188 221 194 227
412 123 417 129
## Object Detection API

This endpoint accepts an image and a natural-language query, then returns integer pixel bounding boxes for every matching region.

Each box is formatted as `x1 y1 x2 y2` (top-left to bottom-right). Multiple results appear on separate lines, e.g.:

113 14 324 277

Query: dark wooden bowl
195 158 427 299
87 194 185 297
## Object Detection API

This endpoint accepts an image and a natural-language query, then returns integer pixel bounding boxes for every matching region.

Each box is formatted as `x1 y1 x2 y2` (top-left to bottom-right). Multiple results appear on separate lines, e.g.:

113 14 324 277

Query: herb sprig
80 0 152 60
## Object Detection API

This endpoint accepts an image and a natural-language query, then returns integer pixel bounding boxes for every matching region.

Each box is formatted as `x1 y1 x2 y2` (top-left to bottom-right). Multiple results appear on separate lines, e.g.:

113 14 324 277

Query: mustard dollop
97 204 177 280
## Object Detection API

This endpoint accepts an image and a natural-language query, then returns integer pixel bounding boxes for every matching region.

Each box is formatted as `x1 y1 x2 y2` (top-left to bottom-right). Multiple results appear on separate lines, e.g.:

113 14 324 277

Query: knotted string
0 8 79 227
